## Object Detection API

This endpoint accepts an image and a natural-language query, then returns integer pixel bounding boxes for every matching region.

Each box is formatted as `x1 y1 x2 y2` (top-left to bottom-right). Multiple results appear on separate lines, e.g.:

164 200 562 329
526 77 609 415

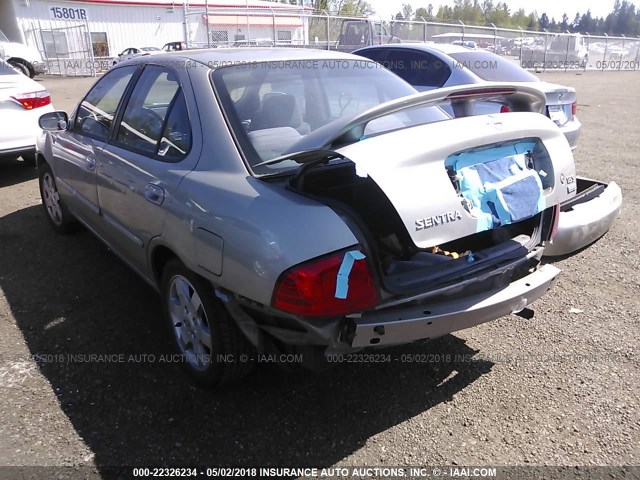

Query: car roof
132 47 371 68
356 42 487 56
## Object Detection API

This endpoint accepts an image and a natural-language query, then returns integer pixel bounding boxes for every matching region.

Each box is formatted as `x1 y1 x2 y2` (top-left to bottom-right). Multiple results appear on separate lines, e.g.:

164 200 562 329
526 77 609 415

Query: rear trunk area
283 111 575 301
538 82 576 127
290 157 552 297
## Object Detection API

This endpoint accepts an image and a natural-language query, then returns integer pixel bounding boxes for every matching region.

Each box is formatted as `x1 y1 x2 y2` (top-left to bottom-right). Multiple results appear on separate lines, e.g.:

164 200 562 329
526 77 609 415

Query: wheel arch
7 57 35 76
150 244 179 287
35 152 48 169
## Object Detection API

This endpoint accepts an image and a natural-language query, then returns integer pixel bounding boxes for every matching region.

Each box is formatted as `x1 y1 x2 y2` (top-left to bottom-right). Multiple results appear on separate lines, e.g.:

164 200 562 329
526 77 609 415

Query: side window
73 66 136 141
158 91 192 161
357 48 388 64
384 50 452 88
116 65 191 161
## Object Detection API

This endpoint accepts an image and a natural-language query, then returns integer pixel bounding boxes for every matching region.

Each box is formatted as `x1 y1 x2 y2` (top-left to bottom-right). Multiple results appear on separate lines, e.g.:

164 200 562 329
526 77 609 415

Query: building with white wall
0 0 308 74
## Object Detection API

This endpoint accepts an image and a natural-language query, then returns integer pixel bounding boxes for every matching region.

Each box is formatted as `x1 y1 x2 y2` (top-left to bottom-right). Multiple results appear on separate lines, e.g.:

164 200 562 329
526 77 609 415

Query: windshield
212 59 450 175
142 47 160 52
0 60 18 75
449 51 539 82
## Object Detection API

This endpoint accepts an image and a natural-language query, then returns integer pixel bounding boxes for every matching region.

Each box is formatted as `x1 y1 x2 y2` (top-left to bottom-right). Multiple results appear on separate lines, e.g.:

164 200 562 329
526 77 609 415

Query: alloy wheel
167 275 213 371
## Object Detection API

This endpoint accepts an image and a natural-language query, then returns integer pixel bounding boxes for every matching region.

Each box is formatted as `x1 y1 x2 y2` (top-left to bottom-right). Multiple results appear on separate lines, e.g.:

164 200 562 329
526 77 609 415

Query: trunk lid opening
289 137 556 297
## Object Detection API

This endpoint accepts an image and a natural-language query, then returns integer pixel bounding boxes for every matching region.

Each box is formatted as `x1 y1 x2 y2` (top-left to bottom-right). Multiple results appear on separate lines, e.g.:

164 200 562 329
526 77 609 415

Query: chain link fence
23 6 640 76
183 8 640 72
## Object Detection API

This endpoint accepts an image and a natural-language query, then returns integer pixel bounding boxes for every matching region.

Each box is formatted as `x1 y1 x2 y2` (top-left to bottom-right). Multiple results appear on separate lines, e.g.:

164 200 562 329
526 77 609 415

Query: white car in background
0 59 54 163
112 47 161 66
0 27 46 78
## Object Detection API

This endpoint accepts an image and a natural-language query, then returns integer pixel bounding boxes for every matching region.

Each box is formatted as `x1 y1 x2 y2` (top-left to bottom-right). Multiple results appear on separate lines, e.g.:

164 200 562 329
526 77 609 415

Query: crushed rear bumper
544 178 622 257
349 264 560 348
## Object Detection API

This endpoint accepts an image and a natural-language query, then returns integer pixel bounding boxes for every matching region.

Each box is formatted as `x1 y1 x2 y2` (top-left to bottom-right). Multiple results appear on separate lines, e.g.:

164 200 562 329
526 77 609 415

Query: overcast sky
367 0 618 22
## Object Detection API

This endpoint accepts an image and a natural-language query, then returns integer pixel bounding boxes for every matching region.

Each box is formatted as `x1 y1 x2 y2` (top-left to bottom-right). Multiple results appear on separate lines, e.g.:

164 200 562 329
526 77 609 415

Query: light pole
246 0 250 42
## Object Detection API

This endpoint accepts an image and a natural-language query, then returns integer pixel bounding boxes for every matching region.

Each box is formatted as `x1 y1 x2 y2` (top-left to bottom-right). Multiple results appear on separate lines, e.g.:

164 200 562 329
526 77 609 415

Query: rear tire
38 162 78 233
161 259 255 387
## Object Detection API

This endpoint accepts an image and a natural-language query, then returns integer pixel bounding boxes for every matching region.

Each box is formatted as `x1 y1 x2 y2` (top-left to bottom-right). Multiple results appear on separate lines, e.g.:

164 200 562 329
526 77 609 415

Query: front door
53 66 136 221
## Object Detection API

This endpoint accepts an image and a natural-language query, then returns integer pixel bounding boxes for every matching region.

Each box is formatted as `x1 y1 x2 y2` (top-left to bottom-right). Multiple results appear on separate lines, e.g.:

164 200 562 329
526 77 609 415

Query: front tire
38 162 78 233
8 59 33 78
161 259 255 387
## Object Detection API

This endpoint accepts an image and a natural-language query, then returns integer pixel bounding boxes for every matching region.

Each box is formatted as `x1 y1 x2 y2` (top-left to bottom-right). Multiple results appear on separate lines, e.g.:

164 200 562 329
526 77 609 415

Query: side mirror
39 111 69 131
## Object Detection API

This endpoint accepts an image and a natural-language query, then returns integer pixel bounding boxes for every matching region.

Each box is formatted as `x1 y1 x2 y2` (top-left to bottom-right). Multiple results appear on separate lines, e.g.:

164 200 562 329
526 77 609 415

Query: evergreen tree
539 12 550 30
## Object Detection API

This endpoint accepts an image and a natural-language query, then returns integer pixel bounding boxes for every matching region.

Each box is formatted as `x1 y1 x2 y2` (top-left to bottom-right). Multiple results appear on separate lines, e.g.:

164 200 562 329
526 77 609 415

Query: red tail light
11 91 51 110
500 105 511 113
272 249 379 317
571 101 577 116
551 204 561 239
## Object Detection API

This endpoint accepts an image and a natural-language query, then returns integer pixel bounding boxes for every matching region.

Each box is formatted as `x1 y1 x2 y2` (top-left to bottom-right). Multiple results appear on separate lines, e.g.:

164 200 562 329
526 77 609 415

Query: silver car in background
37 49 578 386
354 43 581 149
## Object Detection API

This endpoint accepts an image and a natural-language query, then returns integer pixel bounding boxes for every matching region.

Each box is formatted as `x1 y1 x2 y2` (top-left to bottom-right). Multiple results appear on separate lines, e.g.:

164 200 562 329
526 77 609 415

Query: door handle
86 157 96 171
144 184 165 205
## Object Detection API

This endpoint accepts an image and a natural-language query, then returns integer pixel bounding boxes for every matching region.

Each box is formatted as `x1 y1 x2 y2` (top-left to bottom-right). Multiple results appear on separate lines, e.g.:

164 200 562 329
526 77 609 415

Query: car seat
251 92 310 135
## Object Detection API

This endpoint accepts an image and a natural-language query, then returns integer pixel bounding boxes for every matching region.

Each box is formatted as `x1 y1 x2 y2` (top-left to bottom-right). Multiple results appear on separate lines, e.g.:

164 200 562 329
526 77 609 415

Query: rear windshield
212 60 450 176
449 52 539 82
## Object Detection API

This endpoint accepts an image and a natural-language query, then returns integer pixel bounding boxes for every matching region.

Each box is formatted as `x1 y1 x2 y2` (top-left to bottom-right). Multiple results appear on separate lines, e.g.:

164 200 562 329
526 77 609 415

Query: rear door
52 66 136 221
96 64 199 273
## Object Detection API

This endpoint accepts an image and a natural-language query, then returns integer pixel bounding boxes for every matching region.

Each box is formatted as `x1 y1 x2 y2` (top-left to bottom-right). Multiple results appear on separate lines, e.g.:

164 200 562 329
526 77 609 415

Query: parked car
355 43 622 256
162 41 187 52
37 49 578 386
0 59 53 163
452 40 478 49
335 18 401 51
354 43 581 149
0 27 46 78
521 33 589 69
112 47 161 66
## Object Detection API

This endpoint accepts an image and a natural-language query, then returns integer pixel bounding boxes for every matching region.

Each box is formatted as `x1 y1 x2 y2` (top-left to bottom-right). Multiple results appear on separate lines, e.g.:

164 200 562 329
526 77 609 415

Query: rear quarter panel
162 171 359 306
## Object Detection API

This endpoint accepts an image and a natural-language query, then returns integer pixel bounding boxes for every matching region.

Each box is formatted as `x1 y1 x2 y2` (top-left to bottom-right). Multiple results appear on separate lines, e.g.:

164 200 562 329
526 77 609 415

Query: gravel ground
0 72 638 476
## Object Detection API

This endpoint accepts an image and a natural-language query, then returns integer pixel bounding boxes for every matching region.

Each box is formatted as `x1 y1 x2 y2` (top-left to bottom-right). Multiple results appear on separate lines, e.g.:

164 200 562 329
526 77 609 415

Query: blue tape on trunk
335 250 366 299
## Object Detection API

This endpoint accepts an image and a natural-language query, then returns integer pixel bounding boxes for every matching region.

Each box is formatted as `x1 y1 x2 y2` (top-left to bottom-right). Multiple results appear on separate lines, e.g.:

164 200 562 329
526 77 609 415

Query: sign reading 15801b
49 6 88 20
